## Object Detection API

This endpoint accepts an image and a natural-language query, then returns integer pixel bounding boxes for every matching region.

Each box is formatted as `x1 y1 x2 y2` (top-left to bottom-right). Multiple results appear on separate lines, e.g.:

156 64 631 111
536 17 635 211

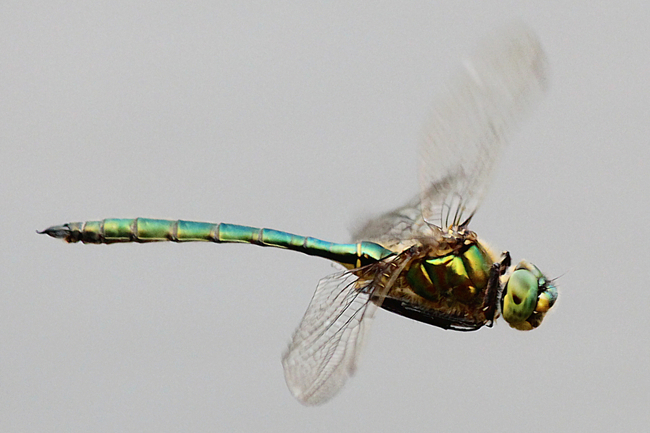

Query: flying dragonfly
40 25 558 405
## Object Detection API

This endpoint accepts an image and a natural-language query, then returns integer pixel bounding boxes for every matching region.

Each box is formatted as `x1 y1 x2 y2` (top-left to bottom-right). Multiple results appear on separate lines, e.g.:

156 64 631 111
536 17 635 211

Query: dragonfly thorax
410 239 493 300
377 237 502 331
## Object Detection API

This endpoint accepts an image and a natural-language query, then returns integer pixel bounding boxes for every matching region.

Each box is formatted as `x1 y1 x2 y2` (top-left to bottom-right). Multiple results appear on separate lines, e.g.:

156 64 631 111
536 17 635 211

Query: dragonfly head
500 260 557 330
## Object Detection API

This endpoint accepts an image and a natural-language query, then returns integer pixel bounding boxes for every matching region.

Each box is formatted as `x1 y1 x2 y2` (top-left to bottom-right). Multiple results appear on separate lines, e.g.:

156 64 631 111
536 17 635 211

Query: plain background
2 1 649 432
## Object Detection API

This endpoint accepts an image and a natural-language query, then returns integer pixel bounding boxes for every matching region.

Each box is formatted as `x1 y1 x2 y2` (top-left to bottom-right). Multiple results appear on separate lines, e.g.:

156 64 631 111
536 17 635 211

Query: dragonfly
40 25 558 405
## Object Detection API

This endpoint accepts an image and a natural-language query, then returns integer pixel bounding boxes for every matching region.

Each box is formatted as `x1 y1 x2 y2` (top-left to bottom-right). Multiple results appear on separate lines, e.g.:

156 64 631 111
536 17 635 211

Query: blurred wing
419 24 548 228
281 269 379 405
351 195 433 251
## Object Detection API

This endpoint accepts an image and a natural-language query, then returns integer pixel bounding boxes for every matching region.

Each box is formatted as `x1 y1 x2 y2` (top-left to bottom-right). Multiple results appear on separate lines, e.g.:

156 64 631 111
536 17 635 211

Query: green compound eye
502 268 539 330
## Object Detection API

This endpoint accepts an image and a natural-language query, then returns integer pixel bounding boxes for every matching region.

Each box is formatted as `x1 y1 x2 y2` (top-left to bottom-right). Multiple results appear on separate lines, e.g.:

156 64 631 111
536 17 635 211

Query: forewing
281 268 380 405
351 195 434 251
419 24 548 228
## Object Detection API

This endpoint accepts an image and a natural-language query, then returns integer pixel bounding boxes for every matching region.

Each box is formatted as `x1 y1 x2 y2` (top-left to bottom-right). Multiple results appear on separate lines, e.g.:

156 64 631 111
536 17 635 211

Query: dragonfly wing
419 24 548 228
351 195 435 250
282 256 410 405
281 269 379 405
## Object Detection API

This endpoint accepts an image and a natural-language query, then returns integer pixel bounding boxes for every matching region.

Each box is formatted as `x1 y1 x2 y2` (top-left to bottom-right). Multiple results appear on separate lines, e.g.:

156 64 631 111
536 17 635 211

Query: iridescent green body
42 217 508 331
50 218 393 269
397 241 498 329
407 244 491 304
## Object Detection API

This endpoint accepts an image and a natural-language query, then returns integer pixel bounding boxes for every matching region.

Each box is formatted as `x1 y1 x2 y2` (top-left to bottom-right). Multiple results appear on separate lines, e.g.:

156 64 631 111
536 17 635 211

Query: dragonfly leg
499 251 512 273
481 251 511 325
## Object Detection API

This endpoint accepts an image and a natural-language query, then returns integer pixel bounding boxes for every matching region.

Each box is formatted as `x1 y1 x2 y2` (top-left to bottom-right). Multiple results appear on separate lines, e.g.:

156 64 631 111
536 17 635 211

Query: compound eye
502 269 539 329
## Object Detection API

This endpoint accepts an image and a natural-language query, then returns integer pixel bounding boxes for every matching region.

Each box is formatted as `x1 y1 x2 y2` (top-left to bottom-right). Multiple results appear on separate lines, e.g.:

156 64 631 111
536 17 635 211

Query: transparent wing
351 195 433 251
352 25 547 248
282 257 409 405
419 24 548 228
281 269 379 405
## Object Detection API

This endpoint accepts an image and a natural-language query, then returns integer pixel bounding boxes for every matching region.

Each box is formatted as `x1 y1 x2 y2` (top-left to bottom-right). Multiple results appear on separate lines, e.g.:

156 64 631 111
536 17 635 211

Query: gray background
2 1 648 432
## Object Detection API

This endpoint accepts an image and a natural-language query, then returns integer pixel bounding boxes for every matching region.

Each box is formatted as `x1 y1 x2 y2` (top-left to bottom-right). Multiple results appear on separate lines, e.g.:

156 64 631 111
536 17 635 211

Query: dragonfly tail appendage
37 225 74 241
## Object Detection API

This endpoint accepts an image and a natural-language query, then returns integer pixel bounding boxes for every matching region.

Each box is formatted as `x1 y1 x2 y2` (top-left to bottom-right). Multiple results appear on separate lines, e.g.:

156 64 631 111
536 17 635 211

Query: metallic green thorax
376 239 501 331
42 218 393 269
40 218 554 332
406 243 492 305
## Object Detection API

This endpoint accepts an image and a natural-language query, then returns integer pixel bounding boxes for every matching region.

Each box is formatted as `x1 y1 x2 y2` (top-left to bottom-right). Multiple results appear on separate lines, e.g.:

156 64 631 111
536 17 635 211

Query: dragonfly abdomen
39 218 393 268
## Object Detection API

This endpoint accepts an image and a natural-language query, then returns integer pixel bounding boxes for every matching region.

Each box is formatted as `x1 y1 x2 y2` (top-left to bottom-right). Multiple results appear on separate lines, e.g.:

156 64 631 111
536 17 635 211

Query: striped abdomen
40 218 393 269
